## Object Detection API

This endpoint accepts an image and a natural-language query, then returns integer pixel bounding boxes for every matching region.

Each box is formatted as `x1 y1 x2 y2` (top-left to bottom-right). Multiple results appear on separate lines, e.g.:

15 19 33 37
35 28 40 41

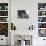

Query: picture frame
17 10 29 19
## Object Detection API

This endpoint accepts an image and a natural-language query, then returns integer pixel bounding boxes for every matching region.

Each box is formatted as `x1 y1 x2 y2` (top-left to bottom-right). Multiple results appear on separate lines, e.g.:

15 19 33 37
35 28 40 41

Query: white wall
11 0 46 46
11 0 38 30
11 0 38 45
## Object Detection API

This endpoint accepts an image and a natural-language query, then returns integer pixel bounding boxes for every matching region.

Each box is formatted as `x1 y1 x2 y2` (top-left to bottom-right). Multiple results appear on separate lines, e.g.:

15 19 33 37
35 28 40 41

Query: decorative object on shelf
40 8 45 10
38 23 46 28
38 3 46 10
0 11 8 16
0 3 8 10
38 11 46 16
0 6 1 10
39 29 46 37
38 17 43 22
0 17 8 22
0 23 8 30
38 17 46 22
17 10 29 19
5 6 8 10
29 25 35 30
11 23 16 30
42 12 45 15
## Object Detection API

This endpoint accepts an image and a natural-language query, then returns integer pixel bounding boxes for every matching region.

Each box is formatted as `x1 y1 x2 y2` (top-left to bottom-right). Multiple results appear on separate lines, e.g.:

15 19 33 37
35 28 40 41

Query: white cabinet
0 0 11 45
38 3 46 37
0 35 8 45
38 37 46 46
38 3 46 46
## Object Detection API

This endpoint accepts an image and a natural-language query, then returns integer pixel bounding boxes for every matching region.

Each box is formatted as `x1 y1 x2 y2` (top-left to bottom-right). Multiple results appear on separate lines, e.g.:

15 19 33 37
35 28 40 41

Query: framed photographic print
17 10 29 19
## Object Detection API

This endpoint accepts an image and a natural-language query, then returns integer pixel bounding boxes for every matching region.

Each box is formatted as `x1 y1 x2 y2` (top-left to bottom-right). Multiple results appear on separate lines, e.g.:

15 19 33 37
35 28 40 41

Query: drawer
0 37 8 45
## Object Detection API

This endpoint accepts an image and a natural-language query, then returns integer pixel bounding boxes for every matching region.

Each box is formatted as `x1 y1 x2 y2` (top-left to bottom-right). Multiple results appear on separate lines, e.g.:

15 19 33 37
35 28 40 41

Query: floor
0 45 8 46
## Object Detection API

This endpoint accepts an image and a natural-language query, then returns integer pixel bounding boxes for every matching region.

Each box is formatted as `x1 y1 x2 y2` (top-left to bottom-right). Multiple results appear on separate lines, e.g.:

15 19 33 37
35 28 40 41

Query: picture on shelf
38 17 46 22
0 23 8 30
0 17 8 22
38 29 46 37
5 6 8 10
38 11 46 16
38 23 46 28
38 3 46 10
0 23 8 37
0 11 8 16
0 3 8 10
17 10 29 19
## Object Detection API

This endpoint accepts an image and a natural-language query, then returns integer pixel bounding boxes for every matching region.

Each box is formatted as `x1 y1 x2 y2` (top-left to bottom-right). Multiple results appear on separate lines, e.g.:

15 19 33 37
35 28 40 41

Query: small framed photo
17 10 29 19
38 29 46 37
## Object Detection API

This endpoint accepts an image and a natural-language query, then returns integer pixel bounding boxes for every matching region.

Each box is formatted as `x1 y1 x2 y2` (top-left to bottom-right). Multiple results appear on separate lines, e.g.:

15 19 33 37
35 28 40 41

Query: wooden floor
0 45 8 46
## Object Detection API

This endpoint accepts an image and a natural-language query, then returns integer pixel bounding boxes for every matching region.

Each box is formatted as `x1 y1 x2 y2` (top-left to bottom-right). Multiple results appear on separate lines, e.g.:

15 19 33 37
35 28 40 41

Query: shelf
38 3 46 37
0 10 8 11
0 22 8 23
38 16 46 17
0 16 8 17
38 10 46 11
38 22 46 23
38 28 46 29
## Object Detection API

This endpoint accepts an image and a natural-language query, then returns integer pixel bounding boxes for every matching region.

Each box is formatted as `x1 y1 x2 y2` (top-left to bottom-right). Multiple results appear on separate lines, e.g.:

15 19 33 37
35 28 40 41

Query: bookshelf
38 3 46 37
0 3 8 37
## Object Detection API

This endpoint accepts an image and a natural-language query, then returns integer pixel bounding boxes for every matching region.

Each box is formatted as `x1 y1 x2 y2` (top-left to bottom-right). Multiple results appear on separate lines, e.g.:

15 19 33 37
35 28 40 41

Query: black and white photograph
38 3 46 10
38 17 46 22
17 10 29 19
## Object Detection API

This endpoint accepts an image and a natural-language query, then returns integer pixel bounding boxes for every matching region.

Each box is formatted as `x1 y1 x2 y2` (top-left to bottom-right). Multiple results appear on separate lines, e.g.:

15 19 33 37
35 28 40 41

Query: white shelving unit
38 3 46 37
0 3 8 35
38 16 46 17
0 2 9 45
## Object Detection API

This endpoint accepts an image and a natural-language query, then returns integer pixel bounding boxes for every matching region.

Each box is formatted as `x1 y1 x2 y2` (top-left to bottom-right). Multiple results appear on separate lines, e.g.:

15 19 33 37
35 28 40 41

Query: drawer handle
43 39 45 40
1 39 3 40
